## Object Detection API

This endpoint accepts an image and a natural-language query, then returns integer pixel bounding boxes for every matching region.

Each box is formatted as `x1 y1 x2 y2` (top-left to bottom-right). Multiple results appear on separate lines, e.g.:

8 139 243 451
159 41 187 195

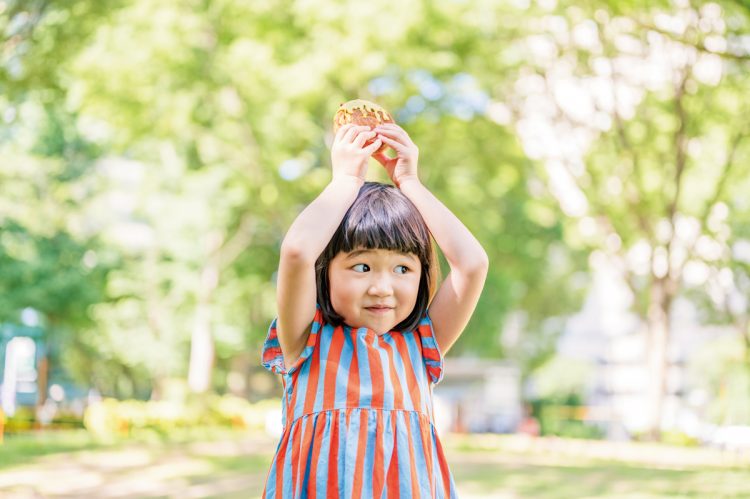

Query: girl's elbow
280 240 316 265
463 250 489 277
479 249 490 270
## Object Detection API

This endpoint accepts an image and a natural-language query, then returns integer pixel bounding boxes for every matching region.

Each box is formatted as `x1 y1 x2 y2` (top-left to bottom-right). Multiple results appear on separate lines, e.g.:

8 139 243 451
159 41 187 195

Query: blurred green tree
490 0 750 438
44 0 579 396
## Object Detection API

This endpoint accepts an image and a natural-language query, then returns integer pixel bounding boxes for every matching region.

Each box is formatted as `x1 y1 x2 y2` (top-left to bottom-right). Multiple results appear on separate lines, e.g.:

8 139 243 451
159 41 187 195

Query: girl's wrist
330 174 365 189
397 175 421 190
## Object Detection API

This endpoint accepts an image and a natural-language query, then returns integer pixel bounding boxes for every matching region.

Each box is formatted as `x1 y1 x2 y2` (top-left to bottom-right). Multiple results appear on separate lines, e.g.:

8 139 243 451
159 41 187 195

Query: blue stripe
315 414 332 498
298 415 312 495
410 412 431 494
264 452 277 498
263 335 280 348
313 325 332 413
431 428 444 498
361 410 377 499
334 329 353 408
279 379 289 428
395 411 412 497
292 351 312 420
337 410 347 495
383 335 413 411
356 331 372 406
344 409 361 498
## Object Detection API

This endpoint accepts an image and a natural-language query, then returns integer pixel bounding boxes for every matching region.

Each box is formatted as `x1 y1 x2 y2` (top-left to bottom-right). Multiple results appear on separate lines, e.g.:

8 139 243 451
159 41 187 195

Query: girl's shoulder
261 306 325 376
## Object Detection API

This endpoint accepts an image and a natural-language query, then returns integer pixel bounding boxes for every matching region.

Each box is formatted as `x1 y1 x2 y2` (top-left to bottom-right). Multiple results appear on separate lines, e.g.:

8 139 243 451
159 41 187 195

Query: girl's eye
352 263 370 272
395 265 409 274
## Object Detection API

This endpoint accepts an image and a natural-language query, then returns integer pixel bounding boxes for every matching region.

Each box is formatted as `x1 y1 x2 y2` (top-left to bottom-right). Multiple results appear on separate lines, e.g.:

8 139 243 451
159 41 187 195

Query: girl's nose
368 276 393 296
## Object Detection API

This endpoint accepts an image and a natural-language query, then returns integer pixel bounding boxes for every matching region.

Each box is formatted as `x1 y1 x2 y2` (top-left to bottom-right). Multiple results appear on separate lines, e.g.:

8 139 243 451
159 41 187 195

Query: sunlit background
2 0 750 497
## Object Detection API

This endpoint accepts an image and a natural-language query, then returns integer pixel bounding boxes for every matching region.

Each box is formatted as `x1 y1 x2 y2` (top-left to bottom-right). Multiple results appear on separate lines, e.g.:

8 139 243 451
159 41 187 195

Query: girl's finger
362 138 383 155
374 127 412 145
378 134 407 152
333 124 356 145
341 126 361 144
342 125 370 144
374 123 403 133
353 130 377 148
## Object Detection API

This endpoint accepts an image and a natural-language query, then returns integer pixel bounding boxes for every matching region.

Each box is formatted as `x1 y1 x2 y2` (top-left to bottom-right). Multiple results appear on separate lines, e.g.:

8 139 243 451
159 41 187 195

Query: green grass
0 430 105 469
2 431 750 497
451 459 749 497
0 427 258 470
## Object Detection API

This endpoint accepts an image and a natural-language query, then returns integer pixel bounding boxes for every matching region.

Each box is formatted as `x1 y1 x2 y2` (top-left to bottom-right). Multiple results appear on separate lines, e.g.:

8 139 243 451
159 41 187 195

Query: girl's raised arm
374 124 489 355
275 125 382 369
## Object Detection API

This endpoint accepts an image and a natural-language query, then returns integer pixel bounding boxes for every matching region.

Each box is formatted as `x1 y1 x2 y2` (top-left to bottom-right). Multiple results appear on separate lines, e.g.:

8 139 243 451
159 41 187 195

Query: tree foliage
5 0 747 410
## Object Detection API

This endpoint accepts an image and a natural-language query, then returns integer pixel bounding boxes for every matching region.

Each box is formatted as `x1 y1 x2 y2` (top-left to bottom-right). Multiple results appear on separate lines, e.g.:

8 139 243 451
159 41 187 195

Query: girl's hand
330 124 382 183
372 123 420 187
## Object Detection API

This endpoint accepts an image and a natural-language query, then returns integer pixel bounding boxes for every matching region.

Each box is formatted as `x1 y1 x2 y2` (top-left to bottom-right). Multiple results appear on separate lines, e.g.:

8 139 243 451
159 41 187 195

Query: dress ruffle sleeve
416 312 444 384
261 306 323 376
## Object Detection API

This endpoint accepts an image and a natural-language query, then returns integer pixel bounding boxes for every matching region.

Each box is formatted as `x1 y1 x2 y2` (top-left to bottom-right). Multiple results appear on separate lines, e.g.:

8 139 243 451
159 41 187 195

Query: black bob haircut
315 182 439 332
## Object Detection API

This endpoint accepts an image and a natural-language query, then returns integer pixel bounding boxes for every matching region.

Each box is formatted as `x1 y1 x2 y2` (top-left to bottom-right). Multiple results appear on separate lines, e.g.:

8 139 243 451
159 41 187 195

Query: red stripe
323 327 345 409
418 326 440 361
297 416 315 496
289 422 303 497
385 414 400 498
327 414 340 497
367 335 385 408
421 346 440 362
418 324 442 383
268 426 292 498
347 334 360 408
372 411 385 498
392 333 422 413
351 410 368 499
403 413 420 498
287 370 300 426
262 346 282 365
419 417 435 498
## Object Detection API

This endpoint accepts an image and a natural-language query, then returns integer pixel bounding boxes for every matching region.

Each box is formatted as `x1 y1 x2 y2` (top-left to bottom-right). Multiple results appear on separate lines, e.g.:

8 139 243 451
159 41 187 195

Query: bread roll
333 99 394 153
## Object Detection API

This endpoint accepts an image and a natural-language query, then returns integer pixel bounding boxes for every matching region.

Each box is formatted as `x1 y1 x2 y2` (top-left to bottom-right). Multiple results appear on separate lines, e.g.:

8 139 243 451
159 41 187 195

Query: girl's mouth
365 306 393 314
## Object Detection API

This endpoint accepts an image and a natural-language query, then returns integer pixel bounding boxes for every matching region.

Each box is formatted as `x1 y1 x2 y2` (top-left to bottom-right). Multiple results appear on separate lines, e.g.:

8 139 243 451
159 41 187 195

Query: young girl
261 122 489 498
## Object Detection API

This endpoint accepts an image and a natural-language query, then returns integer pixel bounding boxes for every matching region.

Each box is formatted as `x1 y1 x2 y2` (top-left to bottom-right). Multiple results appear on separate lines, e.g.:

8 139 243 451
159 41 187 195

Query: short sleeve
261 307 324 376
416 313 444 384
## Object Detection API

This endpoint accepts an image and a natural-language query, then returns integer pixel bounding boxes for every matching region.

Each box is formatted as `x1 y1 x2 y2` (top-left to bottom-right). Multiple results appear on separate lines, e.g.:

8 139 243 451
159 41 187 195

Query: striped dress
261 306 457 498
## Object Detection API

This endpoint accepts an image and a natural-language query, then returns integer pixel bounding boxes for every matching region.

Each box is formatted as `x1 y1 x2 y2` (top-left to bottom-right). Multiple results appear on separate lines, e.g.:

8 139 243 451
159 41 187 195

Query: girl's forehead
339 248 419 262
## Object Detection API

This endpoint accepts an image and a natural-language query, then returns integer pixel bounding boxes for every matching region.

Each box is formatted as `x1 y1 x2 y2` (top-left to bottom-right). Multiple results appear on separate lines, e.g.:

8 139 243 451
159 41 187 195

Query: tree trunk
36 355 48 406
187 262 219 393
645 278 673 440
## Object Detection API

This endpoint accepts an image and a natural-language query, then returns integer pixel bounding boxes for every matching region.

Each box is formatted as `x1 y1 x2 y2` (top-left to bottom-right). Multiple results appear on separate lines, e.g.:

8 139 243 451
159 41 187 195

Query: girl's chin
344 319 396 335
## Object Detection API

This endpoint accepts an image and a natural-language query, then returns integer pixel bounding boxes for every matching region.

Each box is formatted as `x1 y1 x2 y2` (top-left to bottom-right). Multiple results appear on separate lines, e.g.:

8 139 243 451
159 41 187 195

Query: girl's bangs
338 191 429 257
342 214 425 255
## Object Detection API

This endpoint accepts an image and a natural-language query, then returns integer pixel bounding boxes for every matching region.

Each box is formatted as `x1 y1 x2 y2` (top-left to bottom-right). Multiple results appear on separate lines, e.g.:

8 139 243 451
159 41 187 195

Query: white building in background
433 358 522 435
557 251 732 438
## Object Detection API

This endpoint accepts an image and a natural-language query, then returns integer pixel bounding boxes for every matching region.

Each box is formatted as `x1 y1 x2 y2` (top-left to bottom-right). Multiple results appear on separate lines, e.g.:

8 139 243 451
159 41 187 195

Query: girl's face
328 248 422 334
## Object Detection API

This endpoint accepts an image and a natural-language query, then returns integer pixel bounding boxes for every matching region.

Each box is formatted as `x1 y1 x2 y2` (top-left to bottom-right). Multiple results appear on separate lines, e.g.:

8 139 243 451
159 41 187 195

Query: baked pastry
333 99 394 153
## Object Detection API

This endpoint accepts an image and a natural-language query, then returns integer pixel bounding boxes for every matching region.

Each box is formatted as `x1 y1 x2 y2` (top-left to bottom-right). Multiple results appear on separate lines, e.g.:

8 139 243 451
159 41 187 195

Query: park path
0 435 272 498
